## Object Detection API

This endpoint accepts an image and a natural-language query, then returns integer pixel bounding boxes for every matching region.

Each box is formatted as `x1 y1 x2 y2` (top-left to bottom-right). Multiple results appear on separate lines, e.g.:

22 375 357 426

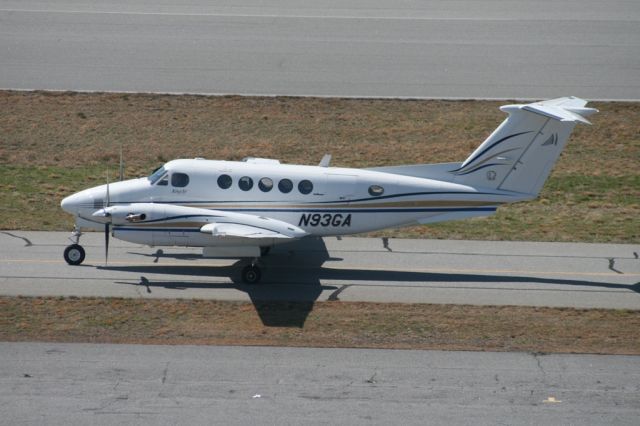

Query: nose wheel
64 244 86 265
64 226 86 265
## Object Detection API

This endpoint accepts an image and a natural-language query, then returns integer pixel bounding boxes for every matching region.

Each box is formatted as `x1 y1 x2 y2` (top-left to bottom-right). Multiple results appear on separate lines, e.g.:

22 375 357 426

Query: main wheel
241 265 262 284
64 244 85 265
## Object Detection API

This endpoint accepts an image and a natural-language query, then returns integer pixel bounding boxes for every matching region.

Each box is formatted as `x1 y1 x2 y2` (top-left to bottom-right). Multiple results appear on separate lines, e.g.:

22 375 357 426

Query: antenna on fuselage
318 154 332 167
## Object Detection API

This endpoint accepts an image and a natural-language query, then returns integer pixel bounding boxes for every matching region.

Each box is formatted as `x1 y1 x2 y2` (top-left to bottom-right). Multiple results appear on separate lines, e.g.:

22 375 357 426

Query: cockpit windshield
148 166 167 184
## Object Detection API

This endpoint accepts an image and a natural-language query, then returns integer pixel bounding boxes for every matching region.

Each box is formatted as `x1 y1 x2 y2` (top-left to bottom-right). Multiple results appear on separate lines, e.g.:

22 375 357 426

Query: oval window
258 177 273 192
278 178 293 193
171 173 190 187
298 179 313 195
217 174 232 189
239 176 253 191
368 185 384 196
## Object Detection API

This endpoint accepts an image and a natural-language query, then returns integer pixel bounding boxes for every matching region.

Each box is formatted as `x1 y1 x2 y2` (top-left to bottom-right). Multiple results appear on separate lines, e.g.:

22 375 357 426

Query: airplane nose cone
61 192 88 215
61 194 75 214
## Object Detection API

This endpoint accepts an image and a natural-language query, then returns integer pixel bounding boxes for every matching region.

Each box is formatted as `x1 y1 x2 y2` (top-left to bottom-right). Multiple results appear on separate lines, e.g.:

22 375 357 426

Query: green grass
0 165 99 230
361 175 639 242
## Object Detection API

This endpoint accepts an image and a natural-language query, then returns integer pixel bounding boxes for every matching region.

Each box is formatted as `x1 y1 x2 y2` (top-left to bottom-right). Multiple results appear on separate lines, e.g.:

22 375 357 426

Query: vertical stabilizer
451 97 597 196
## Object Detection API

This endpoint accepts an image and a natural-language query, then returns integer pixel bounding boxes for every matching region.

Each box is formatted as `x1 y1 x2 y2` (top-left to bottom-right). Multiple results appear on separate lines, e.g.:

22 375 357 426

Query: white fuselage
62 158 521 248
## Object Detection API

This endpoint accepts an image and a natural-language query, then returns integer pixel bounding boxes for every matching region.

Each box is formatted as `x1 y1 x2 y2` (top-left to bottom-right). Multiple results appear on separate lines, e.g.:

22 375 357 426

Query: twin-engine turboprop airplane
61 97 596 283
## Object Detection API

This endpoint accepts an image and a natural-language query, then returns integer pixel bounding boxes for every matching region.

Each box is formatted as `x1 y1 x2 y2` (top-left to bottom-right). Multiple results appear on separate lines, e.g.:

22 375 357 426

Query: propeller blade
104 169 111 264
106 170 110 208
104 223 110 264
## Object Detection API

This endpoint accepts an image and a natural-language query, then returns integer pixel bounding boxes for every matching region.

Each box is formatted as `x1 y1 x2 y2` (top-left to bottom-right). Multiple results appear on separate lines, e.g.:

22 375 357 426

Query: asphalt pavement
1 342 639 425
1 0 638 99
1 231 638 309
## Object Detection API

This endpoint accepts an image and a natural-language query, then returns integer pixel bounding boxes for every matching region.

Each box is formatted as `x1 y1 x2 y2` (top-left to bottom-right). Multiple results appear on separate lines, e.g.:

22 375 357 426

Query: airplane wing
98 203 308 244
200 223 296 239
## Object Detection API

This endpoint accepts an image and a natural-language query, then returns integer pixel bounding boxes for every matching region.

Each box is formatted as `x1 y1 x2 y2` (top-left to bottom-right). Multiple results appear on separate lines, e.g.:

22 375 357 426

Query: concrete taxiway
1 0 639 99
1 342 639 425
0 231 638 309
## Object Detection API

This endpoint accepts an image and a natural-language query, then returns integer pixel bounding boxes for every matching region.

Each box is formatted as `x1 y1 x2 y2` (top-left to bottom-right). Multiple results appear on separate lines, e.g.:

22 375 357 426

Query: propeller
104 170 111 265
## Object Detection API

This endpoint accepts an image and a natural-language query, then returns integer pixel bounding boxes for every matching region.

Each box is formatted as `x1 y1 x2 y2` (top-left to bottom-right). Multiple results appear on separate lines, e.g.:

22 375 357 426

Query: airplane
60 96 597 283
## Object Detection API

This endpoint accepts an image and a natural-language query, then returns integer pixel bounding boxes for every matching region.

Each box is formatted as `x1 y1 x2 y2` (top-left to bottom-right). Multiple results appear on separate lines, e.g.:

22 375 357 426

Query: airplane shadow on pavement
104 237 338 328
101 237 640 328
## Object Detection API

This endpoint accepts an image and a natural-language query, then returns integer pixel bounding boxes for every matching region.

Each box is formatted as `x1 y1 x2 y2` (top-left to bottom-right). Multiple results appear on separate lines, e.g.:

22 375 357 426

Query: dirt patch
1 297 638 354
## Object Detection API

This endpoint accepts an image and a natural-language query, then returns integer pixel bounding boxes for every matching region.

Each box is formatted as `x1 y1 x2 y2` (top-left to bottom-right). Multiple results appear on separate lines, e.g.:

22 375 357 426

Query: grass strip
1 296 638 354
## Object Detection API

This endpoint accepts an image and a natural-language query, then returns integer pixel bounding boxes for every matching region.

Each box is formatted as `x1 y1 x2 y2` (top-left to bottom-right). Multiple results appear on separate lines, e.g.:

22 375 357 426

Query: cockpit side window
148 166 167 184
171 172 190 187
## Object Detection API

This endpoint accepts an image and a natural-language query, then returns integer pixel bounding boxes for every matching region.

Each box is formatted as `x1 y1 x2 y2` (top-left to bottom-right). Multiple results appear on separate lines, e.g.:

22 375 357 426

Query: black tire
64 244 85 265
241 265 262 284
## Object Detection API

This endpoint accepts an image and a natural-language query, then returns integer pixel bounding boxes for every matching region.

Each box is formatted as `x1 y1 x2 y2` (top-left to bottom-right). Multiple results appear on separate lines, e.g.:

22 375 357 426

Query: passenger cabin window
278 178 293 193
239 176 253 191
298 179 313 195
217 174 232 189
258 177 273 192
368 185 384 196
171 173 189 187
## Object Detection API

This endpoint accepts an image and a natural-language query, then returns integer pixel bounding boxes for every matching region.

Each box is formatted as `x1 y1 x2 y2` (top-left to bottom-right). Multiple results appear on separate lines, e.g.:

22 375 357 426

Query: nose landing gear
64 244 86 265
64 227 86 265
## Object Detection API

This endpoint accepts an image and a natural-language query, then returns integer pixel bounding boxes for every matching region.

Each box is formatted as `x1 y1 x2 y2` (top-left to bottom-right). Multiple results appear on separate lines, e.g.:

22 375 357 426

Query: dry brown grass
2 91 638 174
1 297 639 354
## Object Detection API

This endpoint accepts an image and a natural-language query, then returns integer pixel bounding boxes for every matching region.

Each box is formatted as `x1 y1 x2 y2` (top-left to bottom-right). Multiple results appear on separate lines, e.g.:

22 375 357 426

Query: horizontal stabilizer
502 97 598 124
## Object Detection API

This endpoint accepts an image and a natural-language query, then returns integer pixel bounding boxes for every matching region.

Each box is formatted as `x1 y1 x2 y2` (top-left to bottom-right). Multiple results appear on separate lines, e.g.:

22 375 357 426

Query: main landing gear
241 260 262 285
240 246 271 284
63 227 86 265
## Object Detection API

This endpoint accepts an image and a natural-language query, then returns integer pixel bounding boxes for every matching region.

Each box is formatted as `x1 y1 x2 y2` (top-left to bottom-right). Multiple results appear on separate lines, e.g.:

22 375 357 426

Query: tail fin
452 97 597 196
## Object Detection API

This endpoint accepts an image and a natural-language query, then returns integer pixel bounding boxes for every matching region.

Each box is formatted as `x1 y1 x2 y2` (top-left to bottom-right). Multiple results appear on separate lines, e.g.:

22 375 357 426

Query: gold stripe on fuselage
180 200 500 210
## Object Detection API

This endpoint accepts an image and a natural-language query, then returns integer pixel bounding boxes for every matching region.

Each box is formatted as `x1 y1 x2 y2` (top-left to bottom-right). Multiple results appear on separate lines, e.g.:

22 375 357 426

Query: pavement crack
328 284 350 301
532 352 547 377
366 371 377 384
0 231 33 247
161 362 169 384
608 258 623 274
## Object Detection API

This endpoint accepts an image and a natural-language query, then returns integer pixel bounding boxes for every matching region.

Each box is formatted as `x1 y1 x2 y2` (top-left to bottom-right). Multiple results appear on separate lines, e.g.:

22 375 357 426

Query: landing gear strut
241 259 262 284
64 226 86 265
